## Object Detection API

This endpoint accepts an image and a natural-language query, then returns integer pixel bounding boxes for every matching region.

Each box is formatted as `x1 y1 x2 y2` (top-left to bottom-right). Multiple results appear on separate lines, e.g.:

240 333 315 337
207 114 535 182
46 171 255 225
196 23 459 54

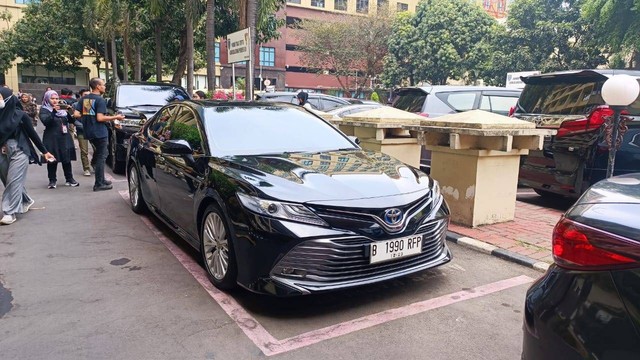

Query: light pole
601 74 640 178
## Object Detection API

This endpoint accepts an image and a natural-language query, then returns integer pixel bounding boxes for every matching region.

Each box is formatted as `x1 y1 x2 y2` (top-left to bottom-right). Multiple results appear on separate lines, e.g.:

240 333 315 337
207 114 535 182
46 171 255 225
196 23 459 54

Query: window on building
215 42 220 63
15 0 36 4
356 0 369 13
311 0 325 7
287 0 301 3
260 47 275 67
377 0 388 12
286 16 302 29
397 2 408 11
335 0 348 10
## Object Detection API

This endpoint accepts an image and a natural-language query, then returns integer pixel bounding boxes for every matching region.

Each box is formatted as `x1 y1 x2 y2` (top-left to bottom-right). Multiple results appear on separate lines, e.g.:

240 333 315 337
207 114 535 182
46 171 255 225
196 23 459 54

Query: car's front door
155 105 207 240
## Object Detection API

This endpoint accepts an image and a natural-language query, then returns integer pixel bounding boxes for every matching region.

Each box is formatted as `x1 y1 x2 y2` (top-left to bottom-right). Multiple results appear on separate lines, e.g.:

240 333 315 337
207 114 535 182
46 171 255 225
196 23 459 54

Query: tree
205 0 216 92
382 0 496 85
582 0 640 68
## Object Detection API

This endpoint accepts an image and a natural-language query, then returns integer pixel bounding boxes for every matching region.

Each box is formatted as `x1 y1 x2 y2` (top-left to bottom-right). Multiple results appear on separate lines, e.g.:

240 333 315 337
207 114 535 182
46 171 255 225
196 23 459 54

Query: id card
1 145 6 155
62 124 68 134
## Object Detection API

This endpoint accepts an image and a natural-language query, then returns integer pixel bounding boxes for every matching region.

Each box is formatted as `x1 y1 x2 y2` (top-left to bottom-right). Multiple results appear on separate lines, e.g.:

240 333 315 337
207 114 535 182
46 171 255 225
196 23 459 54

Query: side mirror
161 139 192 155
348 136 361 145
139 113 147 126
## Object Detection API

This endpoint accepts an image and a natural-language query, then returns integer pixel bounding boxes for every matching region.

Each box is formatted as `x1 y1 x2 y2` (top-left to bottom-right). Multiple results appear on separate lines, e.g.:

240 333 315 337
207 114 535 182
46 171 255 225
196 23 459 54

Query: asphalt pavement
0 152 543 359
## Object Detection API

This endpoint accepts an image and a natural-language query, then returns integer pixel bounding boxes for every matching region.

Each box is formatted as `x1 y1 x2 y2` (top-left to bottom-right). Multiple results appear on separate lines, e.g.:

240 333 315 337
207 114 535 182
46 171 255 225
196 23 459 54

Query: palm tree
205 0 216 92
186 0 195 94
148 0 166 81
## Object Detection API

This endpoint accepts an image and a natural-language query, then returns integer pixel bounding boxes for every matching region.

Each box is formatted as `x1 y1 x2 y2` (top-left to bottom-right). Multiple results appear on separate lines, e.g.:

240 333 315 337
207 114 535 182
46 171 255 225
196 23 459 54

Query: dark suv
515 69 640 198
105 81 189 173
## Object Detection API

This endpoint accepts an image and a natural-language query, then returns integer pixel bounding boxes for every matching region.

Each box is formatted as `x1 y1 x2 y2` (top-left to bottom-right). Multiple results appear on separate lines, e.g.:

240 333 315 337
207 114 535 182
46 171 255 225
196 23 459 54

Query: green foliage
480 0 607 85
383 0 496 85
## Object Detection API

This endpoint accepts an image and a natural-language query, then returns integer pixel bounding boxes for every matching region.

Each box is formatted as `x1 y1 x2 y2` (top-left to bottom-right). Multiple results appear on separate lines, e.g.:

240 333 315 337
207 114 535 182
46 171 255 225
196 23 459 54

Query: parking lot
0 164 542 359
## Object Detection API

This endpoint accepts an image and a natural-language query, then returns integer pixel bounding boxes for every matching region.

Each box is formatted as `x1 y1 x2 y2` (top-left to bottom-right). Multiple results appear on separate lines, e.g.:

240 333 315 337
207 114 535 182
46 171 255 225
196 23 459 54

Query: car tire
533 188 563 199
128 164 147 214
200 204 238 290
111 134 126 174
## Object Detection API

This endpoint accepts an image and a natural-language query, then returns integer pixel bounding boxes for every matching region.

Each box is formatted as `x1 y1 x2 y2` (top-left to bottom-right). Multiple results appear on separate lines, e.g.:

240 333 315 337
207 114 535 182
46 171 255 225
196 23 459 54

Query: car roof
398 85 520 94
522 69 640 85
111 81 183 87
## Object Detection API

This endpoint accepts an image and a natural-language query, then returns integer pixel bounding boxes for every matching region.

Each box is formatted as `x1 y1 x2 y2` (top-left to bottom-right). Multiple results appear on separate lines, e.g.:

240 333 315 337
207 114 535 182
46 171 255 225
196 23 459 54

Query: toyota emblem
383 208 403 226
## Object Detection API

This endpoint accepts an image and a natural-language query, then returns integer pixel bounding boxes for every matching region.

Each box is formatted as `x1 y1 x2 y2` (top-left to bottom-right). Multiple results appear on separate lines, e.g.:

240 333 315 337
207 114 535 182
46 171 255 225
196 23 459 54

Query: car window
436 92 478 112
480 95 519 115
319 99 344 111
392 89 426 113
168 106 204 154
204 106 356 156
149 105 178 141
518 79 640 116
116 85 189 108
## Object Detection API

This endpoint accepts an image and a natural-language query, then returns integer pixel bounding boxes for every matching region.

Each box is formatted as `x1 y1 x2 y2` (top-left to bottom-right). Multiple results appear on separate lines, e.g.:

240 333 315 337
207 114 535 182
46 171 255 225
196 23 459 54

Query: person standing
297 91 313 110
40 90 80 189
19 93 38 127
0 87 55 225
73 78 124 191
74 88 93 176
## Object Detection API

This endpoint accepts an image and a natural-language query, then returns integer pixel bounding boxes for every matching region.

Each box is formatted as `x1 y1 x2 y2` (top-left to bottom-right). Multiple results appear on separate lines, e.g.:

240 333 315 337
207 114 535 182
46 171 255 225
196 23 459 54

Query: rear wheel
128 164 147 214
200 205 238 290
533 188 564 199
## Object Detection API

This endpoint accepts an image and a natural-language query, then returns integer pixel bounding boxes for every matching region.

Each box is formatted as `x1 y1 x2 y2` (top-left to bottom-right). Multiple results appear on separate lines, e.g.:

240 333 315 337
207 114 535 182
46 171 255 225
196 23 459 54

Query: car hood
224 150 433 207
118 105 163 118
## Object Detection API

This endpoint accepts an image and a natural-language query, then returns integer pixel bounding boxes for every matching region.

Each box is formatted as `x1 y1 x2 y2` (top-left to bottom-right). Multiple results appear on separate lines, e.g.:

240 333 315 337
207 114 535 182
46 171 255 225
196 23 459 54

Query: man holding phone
73 78 124 191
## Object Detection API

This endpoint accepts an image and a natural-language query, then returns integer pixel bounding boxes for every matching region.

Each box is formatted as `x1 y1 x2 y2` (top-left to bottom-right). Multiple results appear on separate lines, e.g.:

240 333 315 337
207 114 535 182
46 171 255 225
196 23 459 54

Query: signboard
506 71 540 89
227 28 251 64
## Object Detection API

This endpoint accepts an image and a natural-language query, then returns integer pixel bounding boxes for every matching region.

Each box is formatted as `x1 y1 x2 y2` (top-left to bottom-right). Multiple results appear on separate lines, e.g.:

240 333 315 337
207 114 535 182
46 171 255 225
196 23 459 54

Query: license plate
369 234 422 264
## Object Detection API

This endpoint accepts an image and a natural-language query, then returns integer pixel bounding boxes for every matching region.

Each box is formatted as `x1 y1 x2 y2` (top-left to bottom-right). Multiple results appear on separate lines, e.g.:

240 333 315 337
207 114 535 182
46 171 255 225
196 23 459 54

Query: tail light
418 112 429 117
552 217 638 270
508 106 516 117
556 106 613 138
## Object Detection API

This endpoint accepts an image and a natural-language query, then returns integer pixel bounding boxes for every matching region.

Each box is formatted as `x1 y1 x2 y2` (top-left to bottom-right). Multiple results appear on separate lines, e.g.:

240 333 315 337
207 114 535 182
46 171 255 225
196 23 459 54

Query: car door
155 105 207 240
138 105 178 210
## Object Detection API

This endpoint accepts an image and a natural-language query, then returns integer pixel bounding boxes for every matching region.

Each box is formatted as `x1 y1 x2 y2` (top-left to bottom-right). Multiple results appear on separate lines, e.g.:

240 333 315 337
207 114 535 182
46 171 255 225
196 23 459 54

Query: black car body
255 91 357 111
515 70 640 198
105 81 189 173
126 101 451 296
522 173 640 359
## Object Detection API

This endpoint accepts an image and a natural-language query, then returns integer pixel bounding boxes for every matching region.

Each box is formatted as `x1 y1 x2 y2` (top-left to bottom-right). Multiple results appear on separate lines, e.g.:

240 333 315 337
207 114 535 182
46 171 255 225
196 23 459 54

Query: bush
370 92 380 103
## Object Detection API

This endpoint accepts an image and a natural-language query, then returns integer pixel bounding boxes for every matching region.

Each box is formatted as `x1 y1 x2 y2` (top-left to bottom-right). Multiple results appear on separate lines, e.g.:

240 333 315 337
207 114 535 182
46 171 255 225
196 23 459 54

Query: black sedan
126 101 451 296
523 173 640 359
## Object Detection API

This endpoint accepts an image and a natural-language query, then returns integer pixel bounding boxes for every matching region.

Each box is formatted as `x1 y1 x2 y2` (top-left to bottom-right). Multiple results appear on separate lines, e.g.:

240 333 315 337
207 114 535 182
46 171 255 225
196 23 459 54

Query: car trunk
515 72 640 196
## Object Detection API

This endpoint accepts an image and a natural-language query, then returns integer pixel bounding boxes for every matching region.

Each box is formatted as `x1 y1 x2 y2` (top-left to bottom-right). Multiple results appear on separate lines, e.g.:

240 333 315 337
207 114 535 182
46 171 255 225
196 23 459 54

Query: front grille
270 218 448 288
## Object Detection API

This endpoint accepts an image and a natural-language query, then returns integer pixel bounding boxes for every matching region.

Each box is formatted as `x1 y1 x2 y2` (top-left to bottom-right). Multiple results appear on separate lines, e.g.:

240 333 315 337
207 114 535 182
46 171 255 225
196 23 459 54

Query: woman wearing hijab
20 93 38 127
0 87 55 225
40 90 79 189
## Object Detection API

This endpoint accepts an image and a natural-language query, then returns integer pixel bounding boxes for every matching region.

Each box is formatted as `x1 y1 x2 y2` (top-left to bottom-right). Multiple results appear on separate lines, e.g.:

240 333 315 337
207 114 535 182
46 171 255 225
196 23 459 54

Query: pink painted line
118 190 534 356
106 173 127 183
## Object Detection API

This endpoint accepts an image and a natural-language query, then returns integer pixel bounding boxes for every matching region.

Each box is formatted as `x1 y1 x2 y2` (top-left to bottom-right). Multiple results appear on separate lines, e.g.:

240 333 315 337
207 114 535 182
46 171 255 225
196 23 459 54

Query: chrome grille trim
270 218 449 291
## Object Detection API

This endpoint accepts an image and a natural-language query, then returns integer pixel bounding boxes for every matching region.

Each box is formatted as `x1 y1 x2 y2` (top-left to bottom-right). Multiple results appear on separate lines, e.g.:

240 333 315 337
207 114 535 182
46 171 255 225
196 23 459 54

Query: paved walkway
446 191 570 272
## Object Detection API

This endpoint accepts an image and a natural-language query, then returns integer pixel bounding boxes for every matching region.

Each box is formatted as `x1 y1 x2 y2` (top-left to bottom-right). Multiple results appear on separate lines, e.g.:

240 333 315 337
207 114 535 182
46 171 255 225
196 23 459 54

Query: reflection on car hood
577 173 640 205
225 150 431 206
118 106 163 118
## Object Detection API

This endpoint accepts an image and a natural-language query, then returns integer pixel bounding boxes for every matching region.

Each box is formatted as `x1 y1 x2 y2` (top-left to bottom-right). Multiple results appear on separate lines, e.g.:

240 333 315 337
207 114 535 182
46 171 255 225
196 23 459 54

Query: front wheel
533 188 564 199
128 164 147 214
200 205 238 290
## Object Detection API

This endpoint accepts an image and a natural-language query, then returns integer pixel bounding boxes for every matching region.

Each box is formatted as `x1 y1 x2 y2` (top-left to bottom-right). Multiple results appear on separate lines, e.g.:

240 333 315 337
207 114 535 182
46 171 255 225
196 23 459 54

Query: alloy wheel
203 212 229 280
129 166 139 208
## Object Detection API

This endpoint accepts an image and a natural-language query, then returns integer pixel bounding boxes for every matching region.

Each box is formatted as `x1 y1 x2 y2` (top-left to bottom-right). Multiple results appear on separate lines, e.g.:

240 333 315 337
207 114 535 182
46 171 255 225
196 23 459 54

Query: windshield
116 85 189 108
518 80 640 116
392 89 426 113
204 106 357 156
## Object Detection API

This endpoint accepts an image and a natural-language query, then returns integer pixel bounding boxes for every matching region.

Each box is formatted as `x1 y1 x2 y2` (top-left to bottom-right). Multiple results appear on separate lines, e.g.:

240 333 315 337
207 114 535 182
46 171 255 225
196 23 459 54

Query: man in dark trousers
73 78 124 191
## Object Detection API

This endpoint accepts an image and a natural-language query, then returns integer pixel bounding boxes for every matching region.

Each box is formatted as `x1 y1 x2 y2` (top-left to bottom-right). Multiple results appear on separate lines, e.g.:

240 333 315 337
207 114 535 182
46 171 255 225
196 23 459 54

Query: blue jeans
90 137 108 187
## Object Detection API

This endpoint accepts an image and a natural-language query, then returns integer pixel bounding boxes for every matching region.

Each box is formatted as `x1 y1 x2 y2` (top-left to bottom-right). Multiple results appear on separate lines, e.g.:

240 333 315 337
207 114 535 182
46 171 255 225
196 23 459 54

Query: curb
446 231 550 273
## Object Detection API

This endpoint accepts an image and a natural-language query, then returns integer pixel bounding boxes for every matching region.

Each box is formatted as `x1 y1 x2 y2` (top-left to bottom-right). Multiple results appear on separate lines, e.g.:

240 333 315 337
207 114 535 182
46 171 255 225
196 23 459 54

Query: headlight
237 193 329 227
431 179 441 200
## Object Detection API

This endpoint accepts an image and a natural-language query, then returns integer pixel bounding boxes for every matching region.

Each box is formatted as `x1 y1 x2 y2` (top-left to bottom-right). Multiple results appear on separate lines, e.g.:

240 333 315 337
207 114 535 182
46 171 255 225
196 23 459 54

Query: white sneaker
83 170 91 176
0 214 16 225
22 199 35 213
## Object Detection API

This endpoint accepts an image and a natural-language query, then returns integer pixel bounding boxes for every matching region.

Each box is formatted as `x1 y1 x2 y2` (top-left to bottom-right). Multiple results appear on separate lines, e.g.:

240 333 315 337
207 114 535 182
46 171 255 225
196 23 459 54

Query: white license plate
369 234 423 264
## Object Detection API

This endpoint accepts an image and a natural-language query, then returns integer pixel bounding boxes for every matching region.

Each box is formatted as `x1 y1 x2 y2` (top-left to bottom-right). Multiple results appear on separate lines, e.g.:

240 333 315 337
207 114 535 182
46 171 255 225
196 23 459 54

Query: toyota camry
126 101 451 296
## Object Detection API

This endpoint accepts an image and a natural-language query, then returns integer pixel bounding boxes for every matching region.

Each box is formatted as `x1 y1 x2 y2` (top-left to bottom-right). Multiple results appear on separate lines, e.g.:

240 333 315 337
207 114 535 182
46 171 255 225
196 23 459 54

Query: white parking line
119 191 534 356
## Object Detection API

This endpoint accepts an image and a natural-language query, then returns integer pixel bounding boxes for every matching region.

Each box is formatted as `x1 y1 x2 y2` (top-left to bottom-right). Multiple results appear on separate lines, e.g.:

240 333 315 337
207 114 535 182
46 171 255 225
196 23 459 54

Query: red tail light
556 106 613 138
552 217 638 270
508 106 516 117
418 112 429 117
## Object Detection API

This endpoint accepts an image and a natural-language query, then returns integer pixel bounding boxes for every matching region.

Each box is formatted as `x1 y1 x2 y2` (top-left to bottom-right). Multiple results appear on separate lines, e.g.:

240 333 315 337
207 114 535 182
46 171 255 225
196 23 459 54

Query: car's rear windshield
117 85 189 108
518 80 640 116
392 89 426 113
204 106 356 156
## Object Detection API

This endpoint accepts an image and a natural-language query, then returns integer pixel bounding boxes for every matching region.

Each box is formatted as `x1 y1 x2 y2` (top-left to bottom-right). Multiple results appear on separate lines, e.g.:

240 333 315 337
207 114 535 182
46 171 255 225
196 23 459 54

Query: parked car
514 69 640 198
391 85 521 117
522 173 640 360
255 91 356 111
105 81 189 173
126 101 451 296
392 85 521 173
326 103 385 118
